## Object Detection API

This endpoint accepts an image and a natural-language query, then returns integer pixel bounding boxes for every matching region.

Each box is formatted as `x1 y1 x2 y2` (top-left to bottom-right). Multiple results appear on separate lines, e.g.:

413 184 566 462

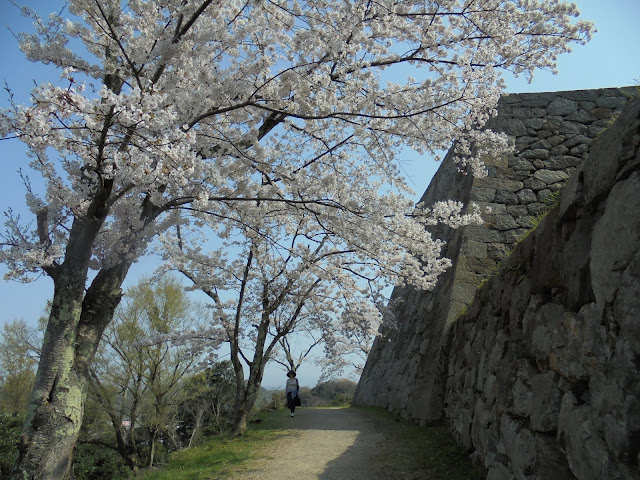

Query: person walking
285 370 300 417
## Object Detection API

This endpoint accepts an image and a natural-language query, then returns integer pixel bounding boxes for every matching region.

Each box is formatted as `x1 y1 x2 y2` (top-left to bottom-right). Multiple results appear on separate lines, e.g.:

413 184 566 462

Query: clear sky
0 0 638 387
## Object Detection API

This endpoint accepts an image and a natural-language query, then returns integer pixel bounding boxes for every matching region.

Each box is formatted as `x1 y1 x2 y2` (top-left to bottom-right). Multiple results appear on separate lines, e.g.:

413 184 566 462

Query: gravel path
230 407 430 480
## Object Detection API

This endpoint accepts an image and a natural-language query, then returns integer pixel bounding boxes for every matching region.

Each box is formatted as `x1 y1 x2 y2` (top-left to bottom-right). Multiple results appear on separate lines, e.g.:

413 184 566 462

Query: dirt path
230 407 431 480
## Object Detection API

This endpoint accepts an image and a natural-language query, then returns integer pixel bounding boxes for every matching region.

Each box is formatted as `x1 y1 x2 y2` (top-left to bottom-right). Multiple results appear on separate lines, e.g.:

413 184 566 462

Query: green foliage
177 360 236 443
0 320 40 415
136 420 287 480
88 275 208 468
252 386 284 413
0 411 22 478
543 190 560 206
262 392 285 411
73 444 131 480
304 378 358 407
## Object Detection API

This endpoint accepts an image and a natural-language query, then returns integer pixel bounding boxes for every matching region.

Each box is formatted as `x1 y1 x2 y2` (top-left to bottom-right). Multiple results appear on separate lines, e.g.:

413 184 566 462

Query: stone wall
354 86 639 424
445 99 640 480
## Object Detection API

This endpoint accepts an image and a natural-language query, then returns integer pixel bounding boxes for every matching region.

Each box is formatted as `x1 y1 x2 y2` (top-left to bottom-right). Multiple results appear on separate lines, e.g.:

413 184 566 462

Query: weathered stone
523 177 547 190
583 99 640 205
592 118 614 127
548 181 568 192
487 116 527 136
586 125 606 137
596 96 627 108
487 464 515 480
536 129 552 139
547 97 579 116
557 165 584 219
512 106 532 119
579 100 596 111
494 190 519 205
520 149 550 160
512 377 533 417
613 250 640 362
566 109 596 123
558 121 587 135
516 188 537 204
544 155 581 170
530 139 552 149
503 228 530 243
506 205 528 217
463 225 505 243
515 135 538 150
503 418 539 477
516 215 534 228
591 171 640 307
546 134 566 146
533 169 569 185
500 93 521 104
527 202 546 216
564 134 591 148
476 177 524 192
558 400 634 480
537 189 554 203
522 117 547 129
471 186 496 202
462 240 488 258
549 145 570 155
530 371 563 432
491 214 519 231
590 107 613 119
508 157 534 171
569 143 589 155
487 242 511 260
563 89 602 102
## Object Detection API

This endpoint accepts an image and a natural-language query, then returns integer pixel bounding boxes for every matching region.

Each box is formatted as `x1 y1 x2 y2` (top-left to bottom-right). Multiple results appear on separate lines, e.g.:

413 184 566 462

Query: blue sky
0 0 638 386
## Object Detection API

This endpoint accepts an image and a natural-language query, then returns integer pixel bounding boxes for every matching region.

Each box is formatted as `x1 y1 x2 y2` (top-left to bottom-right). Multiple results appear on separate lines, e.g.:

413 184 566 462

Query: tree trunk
231 356 267 435
148 427 158 468
10 262 131 480
188 406 206 448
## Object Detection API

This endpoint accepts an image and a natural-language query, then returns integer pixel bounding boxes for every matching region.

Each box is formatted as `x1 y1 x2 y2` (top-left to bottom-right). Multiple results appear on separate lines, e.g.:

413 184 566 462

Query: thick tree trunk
10 262 131 480
231 354 268 435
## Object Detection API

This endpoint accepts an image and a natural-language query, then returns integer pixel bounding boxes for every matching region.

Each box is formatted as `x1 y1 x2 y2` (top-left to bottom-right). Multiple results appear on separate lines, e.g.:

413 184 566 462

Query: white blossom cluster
0 0 592 306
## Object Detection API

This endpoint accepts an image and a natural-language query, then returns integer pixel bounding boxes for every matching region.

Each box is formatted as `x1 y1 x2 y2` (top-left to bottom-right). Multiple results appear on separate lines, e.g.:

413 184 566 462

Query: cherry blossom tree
319 296 401 380
166 197 486 432
0 0 591 477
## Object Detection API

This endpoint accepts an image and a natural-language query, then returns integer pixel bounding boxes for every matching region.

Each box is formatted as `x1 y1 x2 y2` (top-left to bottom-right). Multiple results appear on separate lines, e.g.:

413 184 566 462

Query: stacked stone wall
445 99 640 480
354 86 639 423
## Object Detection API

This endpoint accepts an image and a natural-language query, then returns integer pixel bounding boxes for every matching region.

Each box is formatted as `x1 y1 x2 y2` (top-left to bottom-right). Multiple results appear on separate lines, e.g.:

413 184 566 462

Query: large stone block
583 99 640 205
533 169 570 185
547 97 579 116
591 171 640 308
530 371 563 432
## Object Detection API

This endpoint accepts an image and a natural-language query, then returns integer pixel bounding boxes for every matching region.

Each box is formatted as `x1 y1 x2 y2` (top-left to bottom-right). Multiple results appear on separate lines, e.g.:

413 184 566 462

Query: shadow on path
241 407 433 480
236 407 483 480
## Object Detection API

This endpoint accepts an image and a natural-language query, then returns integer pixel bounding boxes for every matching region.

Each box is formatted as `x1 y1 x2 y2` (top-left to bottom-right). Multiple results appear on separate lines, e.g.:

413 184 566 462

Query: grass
136 412 289 480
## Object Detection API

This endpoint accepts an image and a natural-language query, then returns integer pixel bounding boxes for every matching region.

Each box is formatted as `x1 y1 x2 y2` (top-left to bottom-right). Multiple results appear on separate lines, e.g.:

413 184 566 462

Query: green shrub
0 411 22 478
74 443 131 480
329 393 353 407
